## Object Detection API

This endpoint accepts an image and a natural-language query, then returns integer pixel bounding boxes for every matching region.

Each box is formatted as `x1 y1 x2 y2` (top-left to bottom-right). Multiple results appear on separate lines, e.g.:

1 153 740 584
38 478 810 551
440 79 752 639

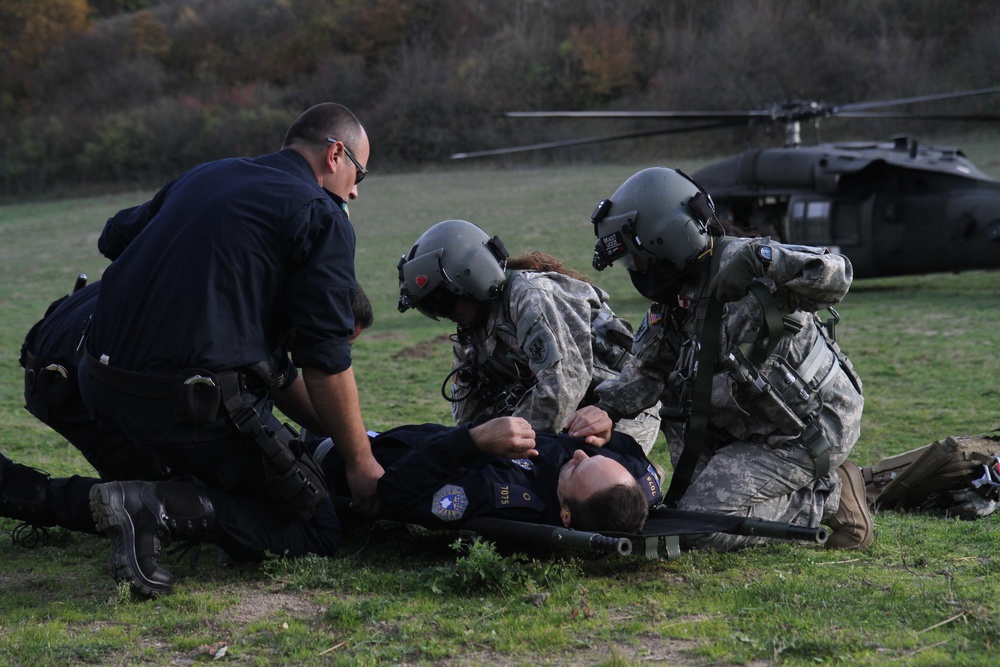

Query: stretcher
333 495 828 560
460 507 828 560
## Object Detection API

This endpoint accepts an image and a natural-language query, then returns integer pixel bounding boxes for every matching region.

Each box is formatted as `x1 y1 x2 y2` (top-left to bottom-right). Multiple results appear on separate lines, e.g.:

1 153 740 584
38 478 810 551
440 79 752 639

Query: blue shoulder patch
432 484 468 521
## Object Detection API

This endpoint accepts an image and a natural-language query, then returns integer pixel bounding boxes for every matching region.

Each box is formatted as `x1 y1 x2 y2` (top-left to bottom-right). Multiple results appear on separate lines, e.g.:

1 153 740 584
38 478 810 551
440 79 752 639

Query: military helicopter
452 87 1000 279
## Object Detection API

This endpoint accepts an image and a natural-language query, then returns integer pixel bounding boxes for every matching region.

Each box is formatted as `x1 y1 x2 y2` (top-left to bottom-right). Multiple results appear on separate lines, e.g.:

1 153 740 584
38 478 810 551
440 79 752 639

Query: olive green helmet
591 167 716 273
397 219 509 320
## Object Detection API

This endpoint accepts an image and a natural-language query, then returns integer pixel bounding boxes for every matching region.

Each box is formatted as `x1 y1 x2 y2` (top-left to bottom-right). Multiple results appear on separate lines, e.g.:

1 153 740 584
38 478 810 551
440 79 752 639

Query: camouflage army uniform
450 270 661 453
595 237 864 550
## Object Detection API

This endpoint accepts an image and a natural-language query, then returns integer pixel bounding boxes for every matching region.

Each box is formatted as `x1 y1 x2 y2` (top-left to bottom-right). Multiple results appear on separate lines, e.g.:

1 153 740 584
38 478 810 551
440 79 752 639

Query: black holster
254 423 329 522
23 351 76 412
219 375 328 522
82 353 329 521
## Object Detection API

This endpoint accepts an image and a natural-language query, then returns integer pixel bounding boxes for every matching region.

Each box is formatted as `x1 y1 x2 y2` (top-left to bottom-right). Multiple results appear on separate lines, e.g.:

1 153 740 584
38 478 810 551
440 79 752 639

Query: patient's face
557 449 634 504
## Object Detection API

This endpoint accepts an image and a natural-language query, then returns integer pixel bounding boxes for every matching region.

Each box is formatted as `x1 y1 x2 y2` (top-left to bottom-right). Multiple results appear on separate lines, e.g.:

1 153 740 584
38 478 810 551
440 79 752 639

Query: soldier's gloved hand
710 244 767 302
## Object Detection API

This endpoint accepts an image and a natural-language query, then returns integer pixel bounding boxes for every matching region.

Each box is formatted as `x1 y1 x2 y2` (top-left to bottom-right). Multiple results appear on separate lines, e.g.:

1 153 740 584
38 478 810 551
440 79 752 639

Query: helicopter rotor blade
502 87 1000 124
834 86 1000 112
504 110 770 121
831 111 1000 122
450 121 733 159
452 86 1000 159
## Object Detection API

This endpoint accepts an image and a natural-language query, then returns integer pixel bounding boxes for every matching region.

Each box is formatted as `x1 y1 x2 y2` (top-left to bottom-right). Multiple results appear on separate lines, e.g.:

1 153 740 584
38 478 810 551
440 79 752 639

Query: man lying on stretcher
314 406 663 534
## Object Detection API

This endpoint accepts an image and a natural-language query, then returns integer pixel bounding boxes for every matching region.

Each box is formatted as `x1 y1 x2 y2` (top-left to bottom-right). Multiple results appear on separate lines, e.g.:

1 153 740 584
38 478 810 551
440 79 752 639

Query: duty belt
83 351 248 400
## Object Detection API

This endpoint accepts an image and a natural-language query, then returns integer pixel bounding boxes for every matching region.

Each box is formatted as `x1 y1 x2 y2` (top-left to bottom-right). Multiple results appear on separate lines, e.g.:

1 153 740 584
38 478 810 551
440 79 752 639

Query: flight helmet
397 219 509 320
591 167 716 274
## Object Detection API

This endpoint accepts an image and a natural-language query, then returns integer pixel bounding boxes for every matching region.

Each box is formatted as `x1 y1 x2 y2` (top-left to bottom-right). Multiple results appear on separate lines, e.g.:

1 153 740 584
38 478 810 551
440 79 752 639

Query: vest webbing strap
662 246 727 507
741 280 785 366
663 294 722 507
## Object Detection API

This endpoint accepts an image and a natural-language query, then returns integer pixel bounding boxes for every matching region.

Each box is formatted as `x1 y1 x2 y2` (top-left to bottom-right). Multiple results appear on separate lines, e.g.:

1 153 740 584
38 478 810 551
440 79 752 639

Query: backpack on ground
862 430 1000 519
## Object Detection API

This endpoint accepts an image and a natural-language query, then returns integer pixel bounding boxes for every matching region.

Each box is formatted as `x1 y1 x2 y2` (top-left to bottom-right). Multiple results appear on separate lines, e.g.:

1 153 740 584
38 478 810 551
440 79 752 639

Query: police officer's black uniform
14 281 166 534
80 149 357 562
320 424 663 530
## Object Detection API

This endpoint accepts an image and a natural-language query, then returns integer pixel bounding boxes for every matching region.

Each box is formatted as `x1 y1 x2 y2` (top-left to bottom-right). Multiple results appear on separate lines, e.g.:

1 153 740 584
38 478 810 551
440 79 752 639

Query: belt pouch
173 371 221 424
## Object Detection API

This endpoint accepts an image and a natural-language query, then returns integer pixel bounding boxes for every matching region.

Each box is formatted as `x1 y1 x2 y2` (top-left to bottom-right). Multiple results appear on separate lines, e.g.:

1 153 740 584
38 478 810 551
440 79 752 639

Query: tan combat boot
826 460 874 549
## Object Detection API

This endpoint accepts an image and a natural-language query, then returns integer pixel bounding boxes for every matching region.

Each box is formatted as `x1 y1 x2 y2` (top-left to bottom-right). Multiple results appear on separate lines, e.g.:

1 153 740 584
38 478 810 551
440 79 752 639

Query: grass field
1 158 999 666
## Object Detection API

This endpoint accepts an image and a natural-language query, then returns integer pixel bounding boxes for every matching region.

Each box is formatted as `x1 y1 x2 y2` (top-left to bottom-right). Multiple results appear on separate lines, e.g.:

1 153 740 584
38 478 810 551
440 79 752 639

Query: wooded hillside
2 0 999 197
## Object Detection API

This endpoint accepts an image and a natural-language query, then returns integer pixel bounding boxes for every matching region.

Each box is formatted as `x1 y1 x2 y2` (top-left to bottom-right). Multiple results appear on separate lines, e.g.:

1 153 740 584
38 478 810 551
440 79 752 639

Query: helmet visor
628 263 684 304
415 287 459 320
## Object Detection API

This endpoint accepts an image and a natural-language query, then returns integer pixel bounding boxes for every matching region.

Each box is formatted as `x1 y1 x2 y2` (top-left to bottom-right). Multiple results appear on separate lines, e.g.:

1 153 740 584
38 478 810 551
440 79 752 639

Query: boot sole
89 483 173 598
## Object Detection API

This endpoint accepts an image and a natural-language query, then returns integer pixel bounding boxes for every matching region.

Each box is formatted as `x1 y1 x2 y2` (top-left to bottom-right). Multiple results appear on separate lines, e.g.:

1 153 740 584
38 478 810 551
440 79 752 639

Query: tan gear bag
862 430 1000 517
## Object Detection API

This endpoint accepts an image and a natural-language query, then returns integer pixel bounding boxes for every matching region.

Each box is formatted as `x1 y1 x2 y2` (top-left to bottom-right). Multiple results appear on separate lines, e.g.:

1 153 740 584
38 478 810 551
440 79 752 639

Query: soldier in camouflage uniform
397 220 660 453
564 167 871 551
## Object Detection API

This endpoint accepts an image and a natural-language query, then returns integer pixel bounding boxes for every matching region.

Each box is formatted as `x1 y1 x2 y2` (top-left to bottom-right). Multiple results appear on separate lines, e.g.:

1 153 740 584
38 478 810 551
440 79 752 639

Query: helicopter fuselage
693 136 1000 279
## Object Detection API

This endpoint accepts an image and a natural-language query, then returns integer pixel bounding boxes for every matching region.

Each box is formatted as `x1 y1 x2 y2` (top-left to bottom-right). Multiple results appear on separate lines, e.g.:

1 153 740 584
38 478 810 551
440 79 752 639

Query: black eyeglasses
326 137 368 185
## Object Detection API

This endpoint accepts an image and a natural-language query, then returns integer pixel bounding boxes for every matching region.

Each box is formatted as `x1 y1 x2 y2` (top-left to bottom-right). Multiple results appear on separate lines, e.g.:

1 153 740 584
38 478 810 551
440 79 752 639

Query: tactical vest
663 237 861 504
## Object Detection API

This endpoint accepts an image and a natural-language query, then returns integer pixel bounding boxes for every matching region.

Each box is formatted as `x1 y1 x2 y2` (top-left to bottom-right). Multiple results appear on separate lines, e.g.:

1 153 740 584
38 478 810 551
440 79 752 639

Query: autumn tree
0 0 92 71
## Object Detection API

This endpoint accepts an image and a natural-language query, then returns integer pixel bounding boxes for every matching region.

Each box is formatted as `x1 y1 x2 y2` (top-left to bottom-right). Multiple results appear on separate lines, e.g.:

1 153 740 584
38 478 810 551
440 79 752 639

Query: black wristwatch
757 243 773 272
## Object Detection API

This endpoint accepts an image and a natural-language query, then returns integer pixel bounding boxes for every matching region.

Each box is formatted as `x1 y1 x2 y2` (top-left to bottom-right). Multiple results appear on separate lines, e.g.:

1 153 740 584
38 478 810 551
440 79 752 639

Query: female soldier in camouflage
397 219 660 453
564 167 871 551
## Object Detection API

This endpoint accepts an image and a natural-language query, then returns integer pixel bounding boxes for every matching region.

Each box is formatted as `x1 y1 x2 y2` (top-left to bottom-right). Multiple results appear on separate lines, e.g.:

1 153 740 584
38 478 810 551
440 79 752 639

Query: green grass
1 159 999 666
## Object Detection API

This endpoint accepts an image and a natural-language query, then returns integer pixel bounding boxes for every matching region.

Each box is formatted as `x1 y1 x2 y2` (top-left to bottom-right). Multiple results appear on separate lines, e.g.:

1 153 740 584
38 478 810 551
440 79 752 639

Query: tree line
2 0 999 198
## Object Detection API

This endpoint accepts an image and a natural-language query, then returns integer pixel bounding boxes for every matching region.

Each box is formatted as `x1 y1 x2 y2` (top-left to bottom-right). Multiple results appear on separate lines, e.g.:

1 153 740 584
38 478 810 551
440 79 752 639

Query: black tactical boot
0 452 54 546
89 480 215 598
826 460 874 550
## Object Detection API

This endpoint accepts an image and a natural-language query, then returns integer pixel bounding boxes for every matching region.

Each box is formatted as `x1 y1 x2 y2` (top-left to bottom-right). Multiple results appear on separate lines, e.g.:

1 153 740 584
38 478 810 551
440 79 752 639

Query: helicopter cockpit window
789 199 832 244
787 197 861 246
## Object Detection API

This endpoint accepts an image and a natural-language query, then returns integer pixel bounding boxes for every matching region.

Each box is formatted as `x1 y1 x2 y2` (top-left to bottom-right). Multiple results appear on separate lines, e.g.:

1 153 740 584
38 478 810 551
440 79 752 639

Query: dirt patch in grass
393 333 453 360
222 582 326 626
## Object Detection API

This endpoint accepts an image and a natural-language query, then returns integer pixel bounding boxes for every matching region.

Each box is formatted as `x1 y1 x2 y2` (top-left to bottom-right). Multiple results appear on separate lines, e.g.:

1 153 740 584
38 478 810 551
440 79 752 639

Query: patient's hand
470 417 538 459
562 406 613 446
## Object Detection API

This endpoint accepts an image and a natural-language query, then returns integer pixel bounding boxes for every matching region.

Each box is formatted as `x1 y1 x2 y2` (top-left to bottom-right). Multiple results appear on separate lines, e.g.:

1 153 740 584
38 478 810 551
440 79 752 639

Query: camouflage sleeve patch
494 483 546 512
523 323 562 369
